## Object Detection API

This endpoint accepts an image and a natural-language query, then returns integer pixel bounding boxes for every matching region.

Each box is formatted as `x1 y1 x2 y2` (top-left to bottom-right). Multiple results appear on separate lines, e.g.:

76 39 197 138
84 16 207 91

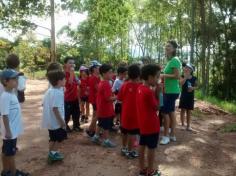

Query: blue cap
0 69 19 79
185 64 194 72
90 60 101 68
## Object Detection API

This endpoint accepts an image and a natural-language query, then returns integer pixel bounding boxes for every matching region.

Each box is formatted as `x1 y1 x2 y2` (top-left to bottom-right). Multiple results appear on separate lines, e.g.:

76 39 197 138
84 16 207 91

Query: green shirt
164 57 182 94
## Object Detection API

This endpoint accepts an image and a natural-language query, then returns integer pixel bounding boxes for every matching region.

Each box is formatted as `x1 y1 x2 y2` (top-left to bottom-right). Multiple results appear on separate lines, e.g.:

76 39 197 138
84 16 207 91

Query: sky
0 10 87 42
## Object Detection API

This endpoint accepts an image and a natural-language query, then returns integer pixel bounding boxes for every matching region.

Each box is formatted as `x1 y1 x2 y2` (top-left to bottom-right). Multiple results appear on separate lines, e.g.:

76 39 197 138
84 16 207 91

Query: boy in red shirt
91 64 116 148
137 64 161 176
79 66 90 123
64 57 82 132
86 61 101 137
118 64 141 159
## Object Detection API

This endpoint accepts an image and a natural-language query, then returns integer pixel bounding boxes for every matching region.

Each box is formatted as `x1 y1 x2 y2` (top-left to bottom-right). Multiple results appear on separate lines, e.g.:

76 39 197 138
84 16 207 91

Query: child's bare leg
89 111 97 132
122 133 128 148
86 102 90 117
103 130 109 140
139 145 146 171
2 154 10 172
81 101 85 116
180 109 186 126
187 110 191 128
8 156 16 175
49 141 57 152
147 148 155 172
127 135 135 151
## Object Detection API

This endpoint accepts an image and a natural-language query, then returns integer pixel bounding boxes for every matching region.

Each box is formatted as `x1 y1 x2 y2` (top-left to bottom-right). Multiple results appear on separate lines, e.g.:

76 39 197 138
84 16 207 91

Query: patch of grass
195 91 236 115
25 70 46 79
221 123 236 133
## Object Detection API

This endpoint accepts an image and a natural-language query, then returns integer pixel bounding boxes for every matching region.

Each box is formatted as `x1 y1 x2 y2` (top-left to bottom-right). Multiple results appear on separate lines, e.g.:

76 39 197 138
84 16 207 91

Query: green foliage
221 123 236 133
196 91 236 115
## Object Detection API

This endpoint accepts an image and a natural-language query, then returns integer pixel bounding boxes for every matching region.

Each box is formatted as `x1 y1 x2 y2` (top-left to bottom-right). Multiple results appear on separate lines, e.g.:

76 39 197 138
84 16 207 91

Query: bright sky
0 10 87 42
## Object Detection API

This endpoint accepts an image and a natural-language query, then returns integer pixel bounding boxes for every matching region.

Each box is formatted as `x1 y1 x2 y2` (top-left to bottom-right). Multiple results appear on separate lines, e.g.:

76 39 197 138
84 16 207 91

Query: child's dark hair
128 64 140 79
47 70 65 86
89 65 98 73
46 62 62 77
99 64 112 75
6 54 20 69
117 66 127 75
141 64 161 81
64 56 74 64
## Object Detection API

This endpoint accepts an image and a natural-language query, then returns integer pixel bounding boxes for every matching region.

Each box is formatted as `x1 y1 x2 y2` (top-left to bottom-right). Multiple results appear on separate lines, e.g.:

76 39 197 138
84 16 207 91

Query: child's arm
53 107 66 129
2 115 12 139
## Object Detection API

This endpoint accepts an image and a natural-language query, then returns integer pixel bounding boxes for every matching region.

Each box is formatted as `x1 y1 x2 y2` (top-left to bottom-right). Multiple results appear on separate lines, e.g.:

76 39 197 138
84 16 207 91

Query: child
63 57 82 132
179 64 197 131
91 64 116 148
137 64 161 176
6 54 27 103
46 62 63 88
0 69 29 176
112 66 127 126
42 70 67 162
118 64 141 159
86 61 101 137
79 66 90 123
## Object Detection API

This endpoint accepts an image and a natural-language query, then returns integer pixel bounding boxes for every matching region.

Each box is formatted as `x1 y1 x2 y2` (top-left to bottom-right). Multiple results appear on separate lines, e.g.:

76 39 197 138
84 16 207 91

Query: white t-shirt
0 91 23 139
112 78 124 93
42 87 65 130
0 83 4 97
17 75 27 91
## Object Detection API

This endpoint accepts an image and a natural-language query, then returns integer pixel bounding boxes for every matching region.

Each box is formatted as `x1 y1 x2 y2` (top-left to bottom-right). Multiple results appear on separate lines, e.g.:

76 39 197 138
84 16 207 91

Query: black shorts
2 138 17 156
92 104 97 111
65 100 80 119
115 102 122 114
161 93 179 113
120 127 139 135
139 133 159 149
49 128 67 142
98 117 114 130
81 96 89 103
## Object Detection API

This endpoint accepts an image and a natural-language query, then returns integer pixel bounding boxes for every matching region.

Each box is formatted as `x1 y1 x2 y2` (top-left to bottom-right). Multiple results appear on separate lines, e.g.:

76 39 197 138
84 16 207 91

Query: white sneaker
170 136 177 142
160 136 170 145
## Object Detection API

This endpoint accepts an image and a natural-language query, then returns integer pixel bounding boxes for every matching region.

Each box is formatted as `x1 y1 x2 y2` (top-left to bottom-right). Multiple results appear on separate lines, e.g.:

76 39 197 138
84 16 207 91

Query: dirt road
0 80 235 176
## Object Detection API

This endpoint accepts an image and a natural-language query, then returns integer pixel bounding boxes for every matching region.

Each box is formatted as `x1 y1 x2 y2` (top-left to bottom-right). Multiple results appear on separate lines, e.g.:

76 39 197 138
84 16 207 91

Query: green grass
221 123 236 133
25 70 46 79
196 91 236 115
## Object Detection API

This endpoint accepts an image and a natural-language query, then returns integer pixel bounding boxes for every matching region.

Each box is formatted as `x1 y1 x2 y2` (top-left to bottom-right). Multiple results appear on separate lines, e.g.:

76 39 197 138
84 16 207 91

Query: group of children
0 53 197 176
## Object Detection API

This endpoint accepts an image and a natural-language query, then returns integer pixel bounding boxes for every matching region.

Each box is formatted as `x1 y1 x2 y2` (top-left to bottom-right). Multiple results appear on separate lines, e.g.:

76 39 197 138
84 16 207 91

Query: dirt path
1 80 235 176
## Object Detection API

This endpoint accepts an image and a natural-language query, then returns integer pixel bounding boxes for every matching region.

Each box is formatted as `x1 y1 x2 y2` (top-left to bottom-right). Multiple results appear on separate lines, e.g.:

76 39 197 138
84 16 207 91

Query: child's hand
188 87 194 92
5 131 12 139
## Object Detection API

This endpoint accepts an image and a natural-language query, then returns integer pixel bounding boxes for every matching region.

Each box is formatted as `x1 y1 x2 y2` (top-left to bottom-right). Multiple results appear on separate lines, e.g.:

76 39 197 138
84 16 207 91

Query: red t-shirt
88 75 100 104
64 72 79 102
136 84 160 135
118 81 141 130
80 78 89 98
96 80 115 118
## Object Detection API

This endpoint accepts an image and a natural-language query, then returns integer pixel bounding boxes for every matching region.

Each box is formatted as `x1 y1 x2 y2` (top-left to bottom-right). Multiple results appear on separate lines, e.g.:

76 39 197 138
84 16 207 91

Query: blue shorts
120 127 140 135
161 93 179 113
2 138 17 156
98 117 114 130
139 133 159 149
49 128 67 142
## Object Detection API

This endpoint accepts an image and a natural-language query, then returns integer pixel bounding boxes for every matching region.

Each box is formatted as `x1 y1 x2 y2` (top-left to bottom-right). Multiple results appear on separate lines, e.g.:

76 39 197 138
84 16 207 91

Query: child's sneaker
121 147 128 156
102 139 116 148
139 168 147 176
170 136 177 142
91 135 100 144
48 151 64 161
15 170 30 176
160 136 170 145
73 126 83 132
147 170 161 176
126 150 139 159
86 130 95 138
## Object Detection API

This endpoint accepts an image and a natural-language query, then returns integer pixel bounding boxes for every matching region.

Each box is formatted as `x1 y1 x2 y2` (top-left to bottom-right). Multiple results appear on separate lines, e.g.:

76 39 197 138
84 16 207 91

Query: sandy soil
0 79 236 176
